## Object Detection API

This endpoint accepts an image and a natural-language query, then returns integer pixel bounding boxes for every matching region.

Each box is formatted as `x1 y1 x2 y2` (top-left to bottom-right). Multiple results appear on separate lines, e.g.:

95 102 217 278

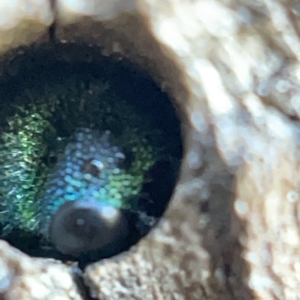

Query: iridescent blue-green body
0 77 161 255
40 128 137 238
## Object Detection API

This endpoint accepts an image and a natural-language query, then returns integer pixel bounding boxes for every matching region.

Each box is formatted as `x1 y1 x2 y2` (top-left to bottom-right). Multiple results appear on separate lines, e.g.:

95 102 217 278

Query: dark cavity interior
0 43 182 267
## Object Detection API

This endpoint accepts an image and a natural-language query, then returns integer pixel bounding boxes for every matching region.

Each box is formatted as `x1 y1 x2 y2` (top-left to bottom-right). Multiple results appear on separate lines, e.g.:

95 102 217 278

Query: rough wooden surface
0 240 83 300
0 0 53 55
0 0 300 299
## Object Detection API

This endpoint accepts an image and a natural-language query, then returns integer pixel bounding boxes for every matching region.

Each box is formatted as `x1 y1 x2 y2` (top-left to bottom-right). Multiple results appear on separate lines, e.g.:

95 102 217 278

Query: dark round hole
0 43 182 266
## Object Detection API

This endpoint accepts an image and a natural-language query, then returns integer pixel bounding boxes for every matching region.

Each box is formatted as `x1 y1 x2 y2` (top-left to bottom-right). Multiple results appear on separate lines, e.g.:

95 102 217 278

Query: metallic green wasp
0 78 162 257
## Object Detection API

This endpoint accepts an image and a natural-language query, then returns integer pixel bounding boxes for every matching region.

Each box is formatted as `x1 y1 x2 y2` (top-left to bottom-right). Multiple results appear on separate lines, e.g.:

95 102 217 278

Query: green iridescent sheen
0 104 53 233
0 77 161 237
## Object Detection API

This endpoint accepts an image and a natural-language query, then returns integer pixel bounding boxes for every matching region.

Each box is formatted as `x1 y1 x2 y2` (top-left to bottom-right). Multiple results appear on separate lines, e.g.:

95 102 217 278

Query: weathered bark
0 0 300 299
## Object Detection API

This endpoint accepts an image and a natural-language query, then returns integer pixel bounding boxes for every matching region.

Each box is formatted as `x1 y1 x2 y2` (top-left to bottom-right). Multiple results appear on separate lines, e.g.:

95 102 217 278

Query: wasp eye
50 200 127 256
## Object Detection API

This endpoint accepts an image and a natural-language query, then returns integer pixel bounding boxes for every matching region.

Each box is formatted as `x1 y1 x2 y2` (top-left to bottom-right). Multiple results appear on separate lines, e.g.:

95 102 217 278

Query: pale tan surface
0 240 83 300
0 0 300 299
0 0 53 55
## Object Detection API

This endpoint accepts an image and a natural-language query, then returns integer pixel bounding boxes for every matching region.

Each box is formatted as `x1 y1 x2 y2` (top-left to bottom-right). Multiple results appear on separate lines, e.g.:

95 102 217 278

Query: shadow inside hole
0 43 182 267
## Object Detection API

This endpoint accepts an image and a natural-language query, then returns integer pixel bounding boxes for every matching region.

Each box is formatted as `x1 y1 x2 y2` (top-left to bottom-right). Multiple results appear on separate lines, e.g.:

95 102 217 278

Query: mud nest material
1 1 300 300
